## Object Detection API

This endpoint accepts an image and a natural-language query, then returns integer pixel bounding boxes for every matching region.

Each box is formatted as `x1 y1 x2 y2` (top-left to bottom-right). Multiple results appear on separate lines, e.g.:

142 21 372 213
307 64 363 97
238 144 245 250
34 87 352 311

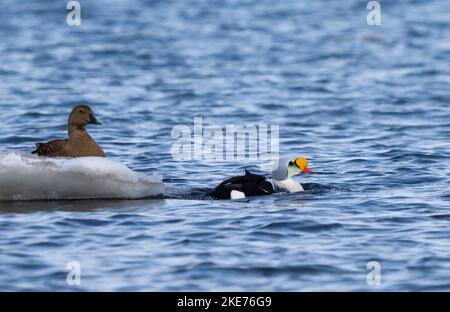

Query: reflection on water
0 199 166 214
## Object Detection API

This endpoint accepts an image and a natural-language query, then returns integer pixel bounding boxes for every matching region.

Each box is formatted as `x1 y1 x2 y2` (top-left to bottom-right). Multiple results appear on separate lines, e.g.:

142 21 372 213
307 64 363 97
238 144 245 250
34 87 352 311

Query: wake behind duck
0 151 165 200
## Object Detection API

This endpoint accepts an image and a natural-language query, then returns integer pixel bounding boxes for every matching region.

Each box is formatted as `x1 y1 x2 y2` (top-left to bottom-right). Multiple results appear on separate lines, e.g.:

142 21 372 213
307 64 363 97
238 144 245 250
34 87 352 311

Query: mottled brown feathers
32 105 106 157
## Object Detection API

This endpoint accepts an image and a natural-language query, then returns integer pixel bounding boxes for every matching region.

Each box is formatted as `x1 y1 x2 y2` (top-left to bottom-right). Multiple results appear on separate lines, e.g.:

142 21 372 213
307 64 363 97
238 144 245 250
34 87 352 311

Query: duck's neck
271 178 304 193
68 125 93 142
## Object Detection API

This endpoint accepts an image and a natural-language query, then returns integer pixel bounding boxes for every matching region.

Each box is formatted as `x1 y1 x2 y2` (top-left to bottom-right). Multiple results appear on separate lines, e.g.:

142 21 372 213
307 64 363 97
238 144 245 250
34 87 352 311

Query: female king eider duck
209 157 314 199
32 104 105 157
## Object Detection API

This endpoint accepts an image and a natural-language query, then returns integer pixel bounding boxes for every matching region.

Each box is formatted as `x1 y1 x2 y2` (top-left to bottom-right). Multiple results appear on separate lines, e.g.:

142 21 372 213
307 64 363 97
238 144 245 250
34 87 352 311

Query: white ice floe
0 151 165 200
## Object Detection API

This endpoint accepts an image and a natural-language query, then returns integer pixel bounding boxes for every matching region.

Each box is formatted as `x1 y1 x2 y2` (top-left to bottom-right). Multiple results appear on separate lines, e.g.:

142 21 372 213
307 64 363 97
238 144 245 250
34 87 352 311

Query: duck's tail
32 143 44 155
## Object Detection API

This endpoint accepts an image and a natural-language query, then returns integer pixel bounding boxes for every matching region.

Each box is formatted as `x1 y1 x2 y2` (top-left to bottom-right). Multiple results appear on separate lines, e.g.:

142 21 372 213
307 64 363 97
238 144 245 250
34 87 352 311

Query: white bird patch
230 190 246 199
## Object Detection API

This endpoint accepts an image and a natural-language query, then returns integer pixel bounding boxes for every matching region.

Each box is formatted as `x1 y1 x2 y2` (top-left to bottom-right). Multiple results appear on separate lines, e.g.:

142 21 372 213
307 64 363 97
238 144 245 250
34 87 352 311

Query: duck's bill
89 114 102 125
301 168 314 173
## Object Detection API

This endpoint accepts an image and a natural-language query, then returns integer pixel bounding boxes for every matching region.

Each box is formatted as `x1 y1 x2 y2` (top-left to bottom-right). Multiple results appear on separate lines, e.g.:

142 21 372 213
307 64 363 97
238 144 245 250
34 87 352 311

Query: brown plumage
32 105 106 157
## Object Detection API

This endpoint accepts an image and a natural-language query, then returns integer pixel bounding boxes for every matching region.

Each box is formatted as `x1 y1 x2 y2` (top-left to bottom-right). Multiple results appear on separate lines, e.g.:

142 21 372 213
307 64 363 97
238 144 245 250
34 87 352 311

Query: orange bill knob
295 157 314 173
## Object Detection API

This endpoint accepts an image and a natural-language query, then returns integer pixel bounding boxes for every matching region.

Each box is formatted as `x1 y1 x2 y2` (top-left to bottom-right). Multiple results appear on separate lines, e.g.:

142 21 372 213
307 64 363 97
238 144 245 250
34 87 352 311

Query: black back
208 169 274 199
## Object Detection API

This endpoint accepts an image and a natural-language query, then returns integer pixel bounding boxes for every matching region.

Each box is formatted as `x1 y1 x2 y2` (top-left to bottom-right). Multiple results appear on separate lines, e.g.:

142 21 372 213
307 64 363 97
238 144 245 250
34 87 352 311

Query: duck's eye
288 161 294 166
79 109 83 113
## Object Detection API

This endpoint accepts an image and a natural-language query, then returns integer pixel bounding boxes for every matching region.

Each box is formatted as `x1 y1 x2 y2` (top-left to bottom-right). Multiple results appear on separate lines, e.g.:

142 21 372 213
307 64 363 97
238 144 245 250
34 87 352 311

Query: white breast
271 178 304 193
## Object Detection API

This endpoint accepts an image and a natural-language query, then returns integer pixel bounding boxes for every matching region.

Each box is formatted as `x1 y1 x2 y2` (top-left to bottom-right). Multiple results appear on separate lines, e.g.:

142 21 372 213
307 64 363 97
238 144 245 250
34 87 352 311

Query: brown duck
32 104 106 157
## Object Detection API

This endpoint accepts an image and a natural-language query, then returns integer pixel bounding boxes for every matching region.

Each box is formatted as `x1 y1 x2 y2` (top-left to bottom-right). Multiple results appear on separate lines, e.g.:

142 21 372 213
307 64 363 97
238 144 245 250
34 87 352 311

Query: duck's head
272 156 314 181
69 104 102 128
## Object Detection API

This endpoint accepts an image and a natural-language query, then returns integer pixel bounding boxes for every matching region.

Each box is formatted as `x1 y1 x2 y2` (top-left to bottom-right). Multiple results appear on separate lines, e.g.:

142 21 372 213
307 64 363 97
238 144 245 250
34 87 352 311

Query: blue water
1 0 450 291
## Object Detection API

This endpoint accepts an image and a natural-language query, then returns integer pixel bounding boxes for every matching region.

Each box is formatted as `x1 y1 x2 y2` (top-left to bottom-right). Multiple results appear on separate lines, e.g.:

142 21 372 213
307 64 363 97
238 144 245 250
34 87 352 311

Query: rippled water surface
1 0 450 291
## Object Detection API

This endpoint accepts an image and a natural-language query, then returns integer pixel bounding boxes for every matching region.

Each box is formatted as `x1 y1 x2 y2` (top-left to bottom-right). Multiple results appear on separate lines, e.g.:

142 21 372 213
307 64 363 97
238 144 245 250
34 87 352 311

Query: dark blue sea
1 0 450 291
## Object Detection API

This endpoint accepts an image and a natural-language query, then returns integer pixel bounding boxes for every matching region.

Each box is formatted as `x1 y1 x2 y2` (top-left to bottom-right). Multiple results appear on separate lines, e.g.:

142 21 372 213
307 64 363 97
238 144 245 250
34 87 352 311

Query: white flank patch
230 190 246 200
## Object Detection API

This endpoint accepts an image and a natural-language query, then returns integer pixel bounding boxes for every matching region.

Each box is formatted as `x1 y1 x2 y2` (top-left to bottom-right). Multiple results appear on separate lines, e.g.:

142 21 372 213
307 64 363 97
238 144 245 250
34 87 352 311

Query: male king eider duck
209 157 314 199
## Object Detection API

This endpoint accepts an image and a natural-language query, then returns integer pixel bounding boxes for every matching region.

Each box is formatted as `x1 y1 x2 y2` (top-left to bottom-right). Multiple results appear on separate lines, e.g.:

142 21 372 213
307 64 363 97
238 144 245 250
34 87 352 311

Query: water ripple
0 0 450 291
